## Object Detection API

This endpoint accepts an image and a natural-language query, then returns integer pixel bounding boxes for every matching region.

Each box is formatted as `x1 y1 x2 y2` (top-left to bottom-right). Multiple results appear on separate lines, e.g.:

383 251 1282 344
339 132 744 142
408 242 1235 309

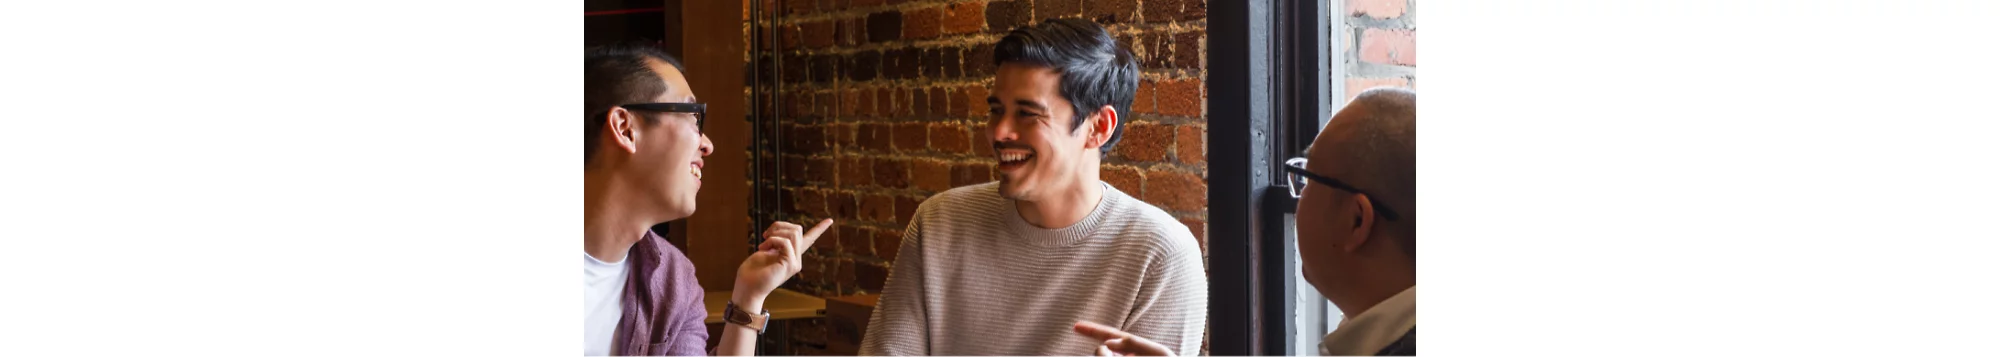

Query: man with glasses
1074 87 1416 356
585 42 834 356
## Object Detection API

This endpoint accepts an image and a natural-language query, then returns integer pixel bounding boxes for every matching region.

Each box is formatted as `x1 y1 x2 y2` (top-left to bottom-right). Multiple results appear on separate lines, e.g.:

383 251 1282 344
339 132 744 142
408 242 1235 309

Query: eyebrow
985 97 1049 112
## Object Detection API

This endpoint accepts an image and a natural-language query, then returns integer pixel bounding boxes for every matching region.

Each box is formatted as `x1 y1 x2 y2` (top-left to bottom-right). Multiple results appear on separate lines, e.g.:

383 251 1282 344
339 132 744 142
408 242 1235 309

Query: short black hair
993 18 1139 153
584 41 686 165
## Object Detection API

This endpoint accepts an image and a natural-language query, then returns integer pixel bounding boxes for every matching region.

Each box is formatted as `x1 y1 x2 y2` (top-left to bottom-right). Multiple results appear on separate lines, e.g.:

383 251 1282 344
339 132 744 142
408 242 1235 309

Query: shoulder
914 182 1007 219
1101 186 1202 259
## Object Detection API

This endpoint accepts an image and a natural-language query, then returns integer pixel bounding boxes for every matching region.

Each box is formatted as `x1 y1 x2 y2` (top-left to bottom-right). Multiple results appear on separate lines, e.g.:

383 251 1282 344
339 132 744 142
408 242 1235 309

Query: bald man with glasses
1074 87 1416 356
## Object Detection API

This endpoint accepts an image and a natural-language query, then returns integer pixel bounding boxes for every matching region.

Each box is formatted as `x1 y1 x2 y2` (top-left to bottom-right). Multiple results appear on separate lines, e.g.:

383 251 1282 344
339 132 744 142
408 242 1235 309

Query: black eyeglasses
1282 157 1401 221
618 102 706 132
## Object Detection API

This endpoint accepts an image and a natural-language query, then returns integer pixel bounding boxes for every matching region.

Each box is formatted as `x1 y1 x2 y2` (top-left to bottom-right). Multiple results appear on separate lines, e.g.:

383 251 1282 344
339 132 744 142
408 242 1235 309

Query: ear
1339 193 1378 253
1080 105 1118 150
607 107 642 155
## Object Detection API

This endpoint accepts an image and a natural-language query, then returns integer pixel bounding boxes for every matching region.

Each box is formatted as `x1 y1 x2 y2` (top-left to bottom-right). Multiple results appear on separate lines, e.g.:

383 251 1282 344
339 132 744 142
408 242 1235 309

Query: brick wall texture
744 0 1209 299
734 0 1412 354
1343 0 1416 100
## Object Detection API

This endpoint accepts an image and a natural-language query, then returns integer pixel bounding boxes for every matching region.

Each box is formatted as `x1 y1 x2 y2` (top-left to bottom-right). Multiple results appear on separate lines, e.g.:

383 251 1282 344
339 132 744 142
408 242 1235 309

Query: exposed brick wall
743 0 1209 354
1343 0 1416 100
745 0 1208 298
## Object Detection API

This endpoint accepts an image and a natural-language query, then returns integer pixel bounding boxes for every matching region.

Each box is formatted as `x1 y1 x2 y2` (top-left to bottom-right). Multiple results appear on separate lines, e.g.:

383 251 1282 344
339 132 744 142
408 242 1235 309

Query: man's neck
1327 271 1416 317
1014 171 1104 229
583 172 653 263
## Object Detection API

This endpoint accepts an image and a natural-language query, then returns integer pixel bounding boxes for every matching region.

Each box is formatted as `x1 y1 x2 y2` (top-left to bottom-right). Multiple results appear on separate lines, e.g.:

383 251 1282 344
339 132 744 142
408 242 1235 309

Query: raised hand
1074 321 1175 356
733 218 834 300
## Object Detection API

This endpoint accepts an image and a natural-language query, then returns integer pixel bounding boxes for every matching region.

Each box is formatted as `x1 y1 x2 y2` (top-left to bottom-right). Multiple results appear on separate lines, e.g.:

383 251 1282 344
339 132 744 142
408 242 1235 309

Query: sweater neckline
1005 182 1124 247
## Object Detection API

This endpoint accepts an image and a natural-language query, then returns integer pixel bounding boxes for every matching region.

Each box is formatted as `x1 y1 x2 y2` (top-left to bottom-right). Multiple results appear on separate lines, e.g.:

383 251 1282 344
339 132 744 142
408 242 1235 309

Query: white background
2 0 1997 355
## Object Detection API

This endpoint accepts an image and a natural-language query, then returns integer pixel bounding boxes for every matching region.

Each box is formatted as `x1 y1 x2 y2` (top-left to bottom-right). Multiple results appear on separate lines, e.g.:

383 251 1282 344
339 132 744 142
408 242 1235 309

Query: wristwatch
723 301 770 335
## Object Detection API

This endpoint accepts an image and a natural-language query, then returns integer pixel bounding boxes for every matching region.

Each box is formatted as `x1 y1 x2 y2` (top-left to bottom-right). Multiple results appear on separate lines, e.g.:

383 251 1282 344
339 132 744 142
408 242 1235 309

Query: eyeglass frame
1281 157 1401 221
609 102 706 132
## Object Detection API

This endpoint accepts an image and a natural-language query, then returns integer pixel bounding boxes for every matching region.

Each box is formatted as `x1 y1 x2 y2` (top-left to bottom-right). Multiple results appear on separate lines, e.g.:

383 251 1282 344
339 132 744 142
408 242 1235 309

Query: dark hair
584 42 686 165
993 18 1139 153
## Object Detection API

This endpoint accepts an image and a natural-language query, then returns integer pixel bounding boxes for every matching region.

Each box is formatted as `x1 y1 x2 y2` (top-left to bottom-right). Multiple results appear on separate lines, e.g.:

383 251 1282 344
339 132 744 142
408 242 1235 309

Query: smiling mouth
691 161 704 180
997 149 1035 170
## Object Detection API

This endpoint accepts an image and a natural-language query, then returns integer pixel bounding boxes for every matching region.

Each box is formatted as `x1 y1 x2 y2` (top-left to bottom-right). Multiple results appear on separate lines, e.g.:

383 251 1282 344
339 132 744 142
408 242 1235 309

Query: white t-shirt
584 253 630 356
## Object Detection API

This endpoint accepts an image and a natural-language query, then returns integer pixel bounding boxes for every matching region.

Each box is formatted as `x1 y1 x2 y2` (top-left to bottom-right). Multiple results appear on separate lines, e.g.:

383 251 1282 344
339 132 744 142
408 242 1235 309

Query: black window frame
1209 0 1333 354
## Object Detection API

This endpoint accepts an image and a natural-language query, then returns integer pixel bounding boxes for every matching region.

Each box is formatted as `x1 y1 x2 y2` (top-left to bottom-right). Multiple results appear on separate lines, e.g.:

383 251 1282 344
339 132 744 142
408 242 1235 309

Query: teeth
691 166 703 180
998 152 1034 163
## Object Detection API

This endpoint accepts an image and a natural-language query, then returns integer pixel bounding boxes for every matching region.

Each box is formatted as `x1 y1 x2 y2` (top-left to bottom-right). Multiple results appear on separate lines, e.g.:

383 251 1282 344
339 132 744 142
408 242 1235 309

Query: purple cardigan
612 230 710 356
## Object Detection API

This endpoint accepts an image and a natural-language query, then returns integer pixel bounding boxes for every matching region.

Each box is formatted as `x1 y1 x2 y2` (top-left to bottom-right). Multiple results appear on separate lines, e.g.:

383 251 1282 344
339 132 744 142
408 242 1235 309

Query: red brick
875 87 894 118
838 17 867 46
1143 169 1206 212
963 86 990 117
857 263 890 291
1087 0 1136 23
930 124 971 153
829 192 858 222
801 253 825 283
930 87 950 120
860 194 895 223
852 0 886 7
1144 0 1206 22
836 123 856 148
1132 80 1157 114
804 20 836 48
920 48 942 79
789 124 828 153
856 89 876 116
944 1 986 34
1138 33 1170 69
1157 78 1203 117
874 229 903 262
811 55 836 84
951 162 995 187
973 127 995 157
986 0 1031 33
780 24 801 49
911 87 929 117
874 158 910 189
1344 77 1410 102
1347 0 1406 19
1115 122 1173 162
808 156 836 186
894 123 928 151
965 45 996 77
835 259 856 287
1359 28 1415 66
1102 165 1143 196
1172 32 1202 69
895 87 917 117
913 159 953 192
847 50 881 82
843 225 873 255
889 48 922 80
942 47 963 78
903 7 944 40
1176 125 1205 164
895 195 923 226
792 188 827 217
841 89 861 117
841 157 873 186
1035 0 1082 19
815 91 837 118
783 157 807 186
868 11 902 43
861 123 895 152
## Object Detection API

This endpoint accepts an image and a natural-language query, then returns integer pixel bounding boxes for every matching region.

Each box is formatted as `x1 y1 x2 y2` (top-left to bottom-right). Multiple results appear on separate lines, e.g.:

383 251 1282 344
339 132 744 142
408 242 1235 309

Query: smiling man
857 19 1208 356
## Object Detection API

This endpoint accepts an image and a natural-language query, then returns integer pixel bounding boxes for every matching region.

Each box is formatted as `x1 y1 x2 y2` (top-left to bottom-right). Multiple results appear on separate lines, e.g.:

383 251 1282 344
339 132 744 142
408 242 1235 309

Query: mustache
992 141 1034 151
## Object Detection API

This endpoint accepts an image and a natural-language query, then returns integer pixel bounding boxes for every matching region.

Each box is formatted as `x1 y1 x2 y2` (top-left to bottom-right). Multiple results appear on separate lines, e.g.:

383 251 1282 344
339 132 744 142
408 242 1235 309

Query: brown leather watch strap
722 301 770 335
